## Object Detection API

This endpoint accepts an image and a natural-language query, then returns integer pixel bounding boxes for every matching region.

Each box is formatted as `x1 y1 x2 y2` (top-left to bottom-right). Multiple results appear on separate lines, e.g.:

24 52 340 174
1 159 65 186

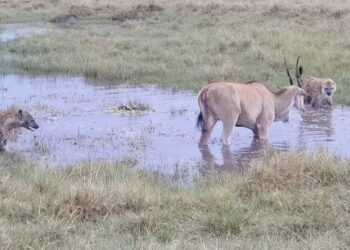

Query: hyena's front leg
0 140 6 152
0 131 7 152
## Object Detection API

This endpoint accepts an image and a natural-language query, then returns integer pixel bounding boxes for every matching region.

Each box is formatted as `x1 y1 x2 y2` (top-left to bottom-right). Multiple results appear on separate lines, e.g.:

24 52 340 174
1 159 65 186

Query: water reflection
298 107 334 143
199 140 269 175
0 74 350 178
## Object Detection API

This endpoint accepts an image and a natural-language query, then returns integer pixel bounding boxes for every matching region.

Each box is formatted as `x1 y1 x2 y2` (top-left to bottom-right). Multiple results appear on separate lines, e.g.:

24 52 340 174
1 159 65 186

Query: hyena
0 108 39 151
285 57 337 108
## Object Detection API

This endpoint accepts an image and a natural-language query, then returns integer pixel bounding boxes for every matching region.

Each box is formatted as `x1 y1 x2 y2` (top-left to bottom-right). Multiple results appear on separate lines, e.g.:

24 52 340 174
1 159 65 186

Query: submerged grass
0 151 350 249
105 100 151 115
0 0 350 103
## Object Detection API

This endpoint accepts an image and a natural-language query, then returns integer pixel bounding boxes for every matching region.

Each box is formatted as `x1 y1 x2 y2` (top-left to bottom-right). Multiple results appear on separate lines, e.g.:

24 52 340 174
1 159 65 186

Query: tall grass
0 151 350 249
0 0 350 103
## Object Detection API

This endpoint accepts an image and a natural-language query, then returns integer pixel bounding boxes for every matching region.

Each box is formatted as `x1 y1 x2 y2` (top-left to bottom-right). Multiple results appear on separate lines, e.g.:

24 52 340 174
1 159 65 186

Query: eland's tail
196 112 204 131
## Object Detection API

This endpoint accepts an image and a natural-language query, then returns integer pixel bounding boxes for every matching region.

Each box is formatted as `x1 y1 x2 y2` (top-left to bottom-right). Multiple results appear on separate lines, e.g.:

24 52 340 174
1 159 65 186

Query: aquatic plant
105 100 151 115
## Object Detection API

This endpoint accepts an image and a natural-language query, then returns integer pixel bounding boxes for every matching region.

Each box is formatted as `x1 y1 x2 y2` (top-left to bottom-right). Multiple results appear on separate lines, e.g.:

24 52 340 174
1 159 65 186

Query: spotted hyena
285 57 336 108
0 108 39 151
300 77 336 107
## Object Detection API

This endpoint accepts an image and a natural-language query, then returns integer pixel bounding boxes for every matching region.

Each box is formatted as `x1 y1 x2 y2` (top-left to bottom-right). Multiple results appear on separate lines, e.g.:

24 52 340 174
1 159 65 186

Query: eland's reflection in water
199 140 270 175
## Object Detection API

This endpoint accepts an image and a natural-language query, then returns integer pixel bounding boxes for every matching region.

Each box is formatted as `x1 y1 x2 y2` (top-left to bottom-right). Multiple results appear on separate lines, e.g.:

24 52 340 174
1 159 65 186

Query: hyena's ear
18 109 23 117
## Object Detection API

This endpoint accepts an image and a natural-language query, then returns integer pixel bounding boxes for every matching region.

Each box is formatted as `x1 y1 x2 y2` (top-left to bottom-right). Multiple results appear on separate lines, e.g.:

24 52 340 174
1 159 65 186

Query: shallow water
0 75 349 180
0 25 46 42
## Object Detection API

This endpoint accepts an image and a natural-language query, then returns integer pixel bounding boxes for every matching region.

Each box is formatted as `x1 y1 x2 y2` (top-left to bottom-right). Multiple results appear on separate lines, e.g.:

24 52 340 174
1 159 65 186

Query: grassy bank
0 0 350 103
0 151 350 249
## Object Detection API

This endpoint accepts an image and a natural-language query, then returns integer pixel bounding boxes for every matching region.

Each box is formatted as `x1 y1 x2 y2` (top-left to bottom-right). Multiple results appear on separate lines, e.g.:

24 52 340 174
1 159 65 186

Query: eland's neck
273 88 297 117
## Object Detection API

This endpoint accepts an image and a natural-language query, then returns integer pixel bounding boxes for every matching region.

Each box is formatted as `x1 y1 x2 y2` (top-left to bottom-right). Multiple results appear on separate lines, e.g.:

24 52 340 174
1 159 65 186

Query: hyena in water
0 108 39 151
285 57 337 108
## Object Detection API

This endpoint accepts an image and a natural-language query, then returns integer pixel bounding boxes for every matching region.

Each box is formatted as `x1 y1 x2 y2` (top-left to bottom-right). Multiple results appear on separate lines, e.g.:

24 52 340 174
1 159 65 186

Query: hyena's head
319 79 337 107
17 110 39 131
321 79 337 99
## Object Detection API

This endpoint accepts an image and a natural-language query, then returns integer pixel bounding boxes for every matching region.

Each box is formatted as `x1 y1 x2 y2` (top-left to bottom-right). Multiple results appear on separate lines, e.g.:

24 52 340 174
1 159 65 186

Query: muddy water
0 75 349 180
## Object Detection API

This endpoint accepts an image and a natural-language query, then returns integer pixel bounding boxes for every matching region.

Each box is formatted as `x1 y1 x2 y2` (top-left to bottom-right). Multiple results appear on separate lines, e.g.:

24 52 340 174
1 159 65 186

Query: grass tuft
105 100 151 114
0 150 349 248
112 4 164 23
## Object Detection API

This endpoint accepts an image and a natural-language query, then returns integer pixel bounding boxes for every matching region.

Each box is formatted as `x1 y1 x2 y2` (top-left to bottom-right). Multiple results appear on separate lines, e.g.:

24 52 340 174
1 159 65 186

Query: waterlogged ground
0 24 46 42
0 74 350 180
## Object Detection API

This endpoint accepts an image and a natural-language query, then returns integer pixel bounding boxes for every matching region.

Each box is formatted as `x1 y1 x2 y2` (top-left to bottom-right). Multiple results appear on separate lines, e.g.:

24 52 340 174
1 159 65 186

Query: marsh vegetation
1 0 350 103
0 151 350 249
1 0 350 249
105 100 151 115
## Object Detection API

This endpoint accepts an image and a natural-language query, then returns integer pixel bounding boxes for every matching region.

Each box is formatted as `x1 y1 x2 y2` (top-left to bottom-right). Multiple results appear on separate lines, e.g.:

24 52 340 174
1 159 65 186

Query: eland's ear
18 109 23 116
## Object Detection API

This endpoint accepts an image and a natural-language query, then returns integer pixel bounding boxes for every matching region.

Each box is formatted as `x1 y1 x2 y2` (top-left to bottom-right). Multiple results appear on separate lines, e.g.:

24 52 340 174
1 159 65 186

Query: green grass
0 0 350 103
0 151 350 249
1 2 349 248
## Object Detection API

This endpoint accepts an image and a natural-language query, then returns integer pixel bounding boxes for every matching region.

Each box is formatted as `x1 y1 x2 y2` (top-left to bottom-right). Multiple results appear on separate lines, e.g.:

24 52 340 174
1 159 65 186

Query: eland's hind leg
221 114 239 145
199 114 217 146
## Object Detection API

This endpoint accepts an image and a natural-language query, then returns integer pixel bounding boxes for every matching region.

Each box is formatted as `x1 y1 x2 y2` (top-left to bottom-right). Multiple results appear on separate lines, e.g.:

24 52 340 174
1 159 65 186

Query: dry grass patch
0 151 350 249
112 4 164 23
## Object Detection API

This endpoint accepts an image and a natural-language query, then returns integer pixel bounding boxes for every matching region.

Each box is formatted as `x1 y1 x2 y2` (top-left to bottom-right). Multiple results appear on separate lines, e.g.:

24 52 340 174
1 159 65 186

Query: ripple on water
0 74 349 181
